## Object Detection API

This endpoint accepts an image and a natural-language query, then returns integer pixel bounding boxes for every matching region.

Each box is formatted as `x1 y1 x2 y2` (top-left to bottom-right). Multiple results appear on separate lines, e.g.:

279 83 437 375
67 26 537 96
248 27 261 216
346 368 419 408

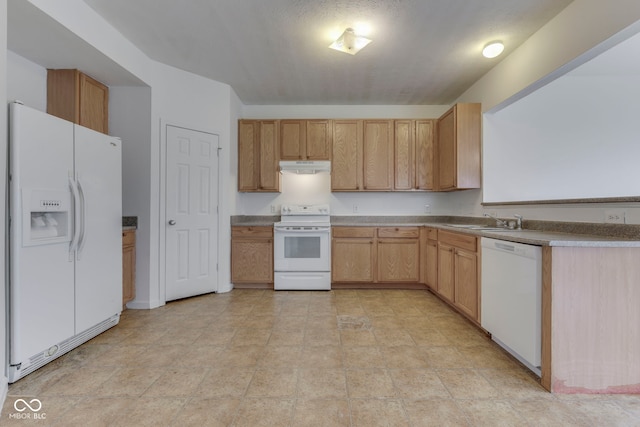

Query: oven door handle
275 227 331 233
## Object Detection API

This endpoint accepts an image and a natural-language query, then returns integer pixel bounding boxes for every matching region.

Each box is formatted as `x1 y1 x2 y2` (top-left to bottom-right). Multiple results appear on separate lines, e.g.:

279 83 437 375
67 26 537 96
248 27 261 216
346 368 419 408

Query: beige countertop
231 215 640 248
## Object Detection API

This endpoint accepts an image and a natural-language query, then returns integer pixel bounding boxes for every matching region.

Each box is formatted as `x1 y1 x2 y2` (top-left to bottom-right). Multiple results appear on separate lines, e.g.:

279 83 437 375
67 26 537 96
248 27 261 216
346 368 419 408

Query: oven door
274 227 331 272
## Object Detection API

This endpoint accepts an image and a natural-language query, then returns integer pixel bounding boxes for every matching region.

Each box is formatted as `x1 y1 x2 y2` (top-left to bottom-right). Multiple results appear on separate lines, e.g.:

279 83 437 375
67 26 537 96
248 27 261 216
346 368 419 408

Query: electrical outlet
270 205 277 214
604 209 626 224
424 204 431 214
352 204 358 213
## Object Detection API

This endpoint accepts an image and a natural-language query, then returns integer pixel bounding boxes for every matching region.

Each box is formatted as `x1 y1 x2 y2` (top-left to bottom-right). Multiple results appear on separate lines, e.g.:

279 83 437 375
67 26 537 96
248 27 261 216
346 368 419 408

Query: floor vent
337 315 372 330
9 314 120 383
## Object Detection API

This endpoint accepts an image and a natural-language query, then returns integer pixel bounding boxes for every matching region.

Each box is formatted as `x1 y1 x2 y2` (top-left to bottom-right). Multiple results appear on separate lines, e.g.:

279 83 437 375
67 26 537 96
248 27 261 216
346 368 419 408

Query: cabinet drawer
231 226 273 238
122 229 135 245
378 227 420 238
425 228 438 240
332 227 376 238
438 230 477 252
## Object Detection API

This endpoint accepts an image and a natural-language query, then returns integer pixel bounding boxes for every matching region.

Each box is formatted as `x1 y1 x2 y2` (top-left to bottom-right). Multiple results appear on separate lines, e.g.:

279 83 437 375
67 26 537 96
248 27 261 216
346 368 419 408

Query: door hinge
216 263 219 271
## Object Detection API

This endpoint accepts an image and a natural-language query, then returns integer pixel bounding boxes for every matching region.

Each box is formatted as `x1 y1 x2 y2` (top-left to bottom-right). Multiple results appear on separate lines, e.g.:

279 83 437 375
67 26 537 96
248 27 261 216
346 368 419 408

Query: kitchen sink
445 224 530 232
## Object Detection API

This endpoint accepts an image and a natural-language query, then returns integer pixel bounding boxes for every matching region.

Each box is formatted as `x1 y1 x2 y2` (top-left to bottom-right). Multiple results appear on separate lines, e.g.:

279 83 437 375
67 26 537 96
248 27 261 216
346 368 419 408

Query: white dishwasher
481 237 542 376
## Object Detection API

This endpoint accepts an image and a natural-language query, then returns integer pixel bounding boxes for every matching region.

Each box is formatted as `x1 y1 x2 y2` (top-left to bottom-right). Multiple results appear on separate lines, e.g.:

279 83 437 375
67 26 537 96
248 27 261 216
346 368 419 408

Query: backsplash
122 216 137 227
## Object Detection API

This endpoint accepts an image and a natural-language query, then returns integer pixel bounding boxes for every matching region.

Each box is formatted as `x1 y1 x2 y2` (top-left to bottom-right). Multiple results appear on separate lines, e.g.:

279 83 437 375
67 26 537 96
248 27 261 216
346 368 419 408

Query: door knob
168 220 176 225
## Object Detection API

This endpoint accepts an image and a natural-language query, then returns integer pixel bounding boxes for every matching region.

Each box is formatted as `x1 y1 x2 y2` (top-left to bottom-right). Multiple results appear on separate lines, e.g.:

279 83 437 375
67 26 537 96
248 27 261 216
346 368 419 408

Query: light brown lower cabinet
377 227 420 282
122 229 136 307
231 226 273 285
332 227 376 283
332 226 420 285
436 230 479 322
424 228 438 289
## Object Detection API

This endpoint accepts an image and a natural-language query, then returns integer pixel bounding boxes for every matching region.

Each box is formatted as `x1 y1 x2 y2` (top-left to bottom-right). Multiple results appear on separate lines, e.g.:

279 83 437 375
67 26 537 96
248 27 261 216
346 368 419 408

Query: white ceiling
8 0 576 105
80 0 573 105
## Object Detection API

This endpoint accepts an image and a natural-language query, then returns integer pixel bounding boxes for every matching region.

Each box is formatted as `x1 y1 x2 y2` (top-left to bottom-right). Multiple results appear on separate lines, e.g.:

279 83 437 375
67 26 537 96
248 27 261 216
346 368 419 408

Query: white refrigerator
8 102 122 383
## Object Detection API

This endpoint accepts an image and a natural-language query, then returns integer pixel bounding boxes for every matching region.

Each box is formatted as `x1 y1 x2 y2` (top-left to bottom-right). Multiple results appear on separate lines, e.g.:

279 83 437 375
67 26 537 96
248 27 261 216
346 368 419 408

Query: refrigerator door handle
69 175 81 260
76 177 87 260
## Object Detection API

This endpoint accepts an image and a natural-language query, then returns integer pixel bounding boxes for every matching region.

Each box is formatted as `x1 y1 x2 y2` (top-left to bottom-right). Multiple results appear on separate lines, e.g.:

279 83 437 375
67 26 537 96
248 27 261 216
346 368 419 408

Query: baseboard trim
125 299 164 310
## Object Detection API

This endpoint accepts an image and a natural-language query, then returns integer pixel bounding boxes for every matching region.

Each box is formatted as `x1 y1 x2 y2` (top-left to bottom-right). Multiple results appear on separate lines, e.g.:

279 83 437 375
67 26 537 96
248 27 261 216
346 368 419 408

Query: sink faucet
514 214 523 230
483 213 509 228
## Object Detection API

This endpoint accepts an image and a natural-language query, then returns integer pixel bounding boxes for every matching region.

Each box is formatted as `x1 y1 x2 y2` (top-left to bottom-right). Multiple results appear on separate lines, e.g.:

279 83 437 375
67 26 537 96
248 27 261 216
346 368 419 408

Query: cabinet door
258 120 279 191
416 119 435 190
306 120 332 160
79 72 109 134
280 120 305 160
425 239 438 289
122 230 136 305
437 243 455 302
454 103 481 189
377 238 420 282
363 120 394 190
454 249 478 321
437 108 456 190
231 238 274 283
394 120 414 190
47 69 109 135
332 120 362 191
332 238 375 282
238 120 259 191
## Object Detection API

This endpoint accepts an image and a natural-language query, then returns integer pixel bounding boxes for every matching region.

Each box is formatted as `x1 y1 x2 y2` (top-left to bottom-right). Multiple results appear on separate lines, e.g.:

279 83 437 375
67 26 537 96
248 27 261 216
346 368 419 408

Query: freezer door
9 103 76 364
73 125 123 333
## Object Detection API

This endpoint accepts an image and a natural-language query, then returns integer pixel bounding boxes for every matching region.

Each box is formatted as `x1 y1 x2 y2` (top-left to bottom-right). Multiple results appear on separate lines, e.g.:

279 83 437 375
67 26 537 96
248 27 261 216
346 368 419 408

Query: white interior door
165 125 219 301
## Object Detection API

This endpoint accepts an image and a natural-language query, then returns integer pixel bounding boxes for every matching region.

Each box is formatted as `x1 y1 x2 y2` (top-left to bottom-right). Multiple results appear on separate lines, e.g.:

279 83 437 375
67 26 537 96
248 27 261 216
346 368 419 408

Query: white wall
153 64 234 298
6 50 46 110
15 1 237 304
458 0 640 112
484 74 640 203
109 86 153 305
457 0 640 224
242 105 448 119
1 0 9 406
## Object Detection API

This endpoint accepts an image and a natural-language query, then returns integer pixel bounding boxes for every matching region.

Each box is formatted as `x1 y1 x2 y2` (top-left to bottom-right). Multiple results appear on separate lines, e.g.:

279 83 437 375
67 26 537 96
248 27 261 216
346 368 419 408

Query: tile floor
1 289 639 426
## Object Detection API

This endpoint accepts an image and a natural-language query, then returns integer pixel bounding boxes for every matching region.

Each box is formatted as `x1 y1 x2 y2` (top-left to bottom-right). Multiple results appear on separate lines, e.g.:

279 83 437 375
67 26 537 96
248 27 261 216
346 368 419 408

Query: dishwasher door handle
495 242 516 252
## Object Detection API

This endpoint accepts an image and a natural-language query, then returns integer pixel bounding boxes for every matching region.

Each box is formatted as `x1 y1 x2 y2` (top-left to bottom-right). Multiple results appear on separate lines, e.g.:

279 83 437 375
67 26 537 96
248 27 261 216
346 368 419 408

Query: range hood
279 160 331 174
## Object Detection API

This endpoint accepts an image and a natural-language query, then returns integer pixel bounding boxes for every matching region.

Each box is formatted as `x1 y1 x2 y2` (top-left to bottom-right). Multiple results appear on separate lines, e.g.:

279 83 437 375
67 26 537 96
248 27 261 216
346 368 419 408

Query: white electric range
273 204 331 290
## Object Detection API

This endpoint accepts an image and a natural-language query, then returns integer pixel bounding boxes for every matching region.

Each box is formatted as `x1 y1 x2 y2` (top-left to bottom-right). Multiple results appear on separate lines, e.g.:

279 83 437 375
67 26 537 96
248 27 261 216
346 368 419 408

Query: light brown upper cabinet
331 120 362 191
332 119 435 192
47 69 109 134
394 120 414 191
279 120 305 160
332 119 396 191
394 119 436 191
363 120 394 191
280 119 332 160
238 120 280 192
435 103 481 191
415 120 436 190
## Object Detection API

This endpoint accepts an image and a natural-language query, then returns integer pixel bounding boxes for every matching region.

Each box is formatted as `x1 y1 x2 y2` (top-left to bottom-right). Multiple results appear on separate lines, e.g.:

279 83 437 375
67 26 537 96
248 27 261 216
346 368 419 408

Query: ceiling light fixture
482 41 505 58
329 28 371 55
